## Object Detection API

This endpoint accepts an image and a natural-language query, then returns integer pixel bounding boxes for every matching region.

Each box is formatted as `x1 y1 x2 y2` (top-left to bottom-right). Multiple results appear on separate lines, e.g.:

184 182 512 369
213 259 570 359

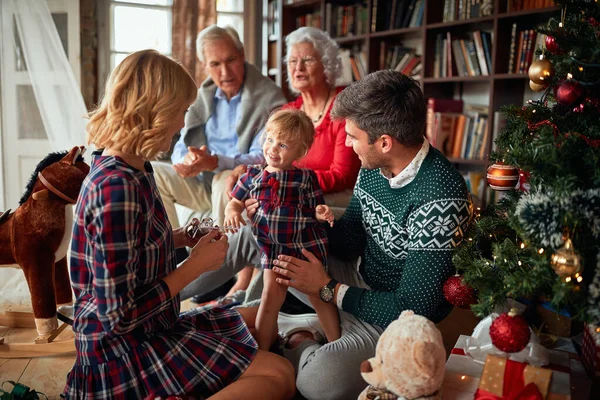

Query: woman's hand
173 218 202 249
186 229 229 275
315 205 334 227
272 249 330 297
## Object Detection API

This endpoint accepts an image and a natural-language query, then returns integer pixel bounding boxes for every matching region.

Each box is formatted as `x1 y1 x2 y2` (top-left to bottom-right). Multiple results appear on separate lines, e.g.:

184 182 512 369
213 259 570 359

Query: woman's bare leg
208 350 295 399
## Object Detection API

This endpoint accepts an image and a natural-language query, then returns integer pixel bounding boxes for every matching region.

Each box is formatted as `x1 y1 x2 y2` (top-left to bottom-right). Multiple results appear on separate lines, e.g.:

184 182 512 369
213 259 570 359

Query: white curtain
3 0 87 151
0 0 87 308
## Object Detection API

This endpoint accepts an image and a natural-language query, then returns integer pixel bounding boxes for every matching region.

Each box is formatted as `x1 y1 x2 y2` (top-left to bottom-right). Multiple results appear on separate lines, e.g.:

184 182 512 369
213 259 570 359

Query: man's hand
272 249 330 297
226 164 247 199
316 204 334 227
173 145 218 178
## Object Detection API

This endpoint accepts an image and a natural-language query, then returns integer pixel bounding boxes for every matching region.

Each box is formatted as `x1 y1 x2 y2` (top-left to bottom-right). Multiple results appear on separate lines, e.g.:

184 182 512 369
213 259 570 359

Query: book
426 98 464 148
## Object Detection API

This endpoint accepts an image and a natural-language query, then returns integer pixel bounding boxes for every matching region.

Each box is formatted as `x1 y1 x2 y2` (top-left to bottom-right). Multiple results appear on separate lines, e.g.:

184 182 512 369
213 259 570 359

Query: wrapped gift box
443 335 586 399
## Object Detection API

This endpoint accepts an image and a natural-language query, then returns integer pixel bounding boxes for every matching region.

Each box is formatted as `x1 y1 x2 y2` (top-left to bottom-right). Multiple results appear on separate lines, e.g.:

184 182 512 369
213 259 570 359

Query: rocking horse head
20 146 90 206
1 146 89 337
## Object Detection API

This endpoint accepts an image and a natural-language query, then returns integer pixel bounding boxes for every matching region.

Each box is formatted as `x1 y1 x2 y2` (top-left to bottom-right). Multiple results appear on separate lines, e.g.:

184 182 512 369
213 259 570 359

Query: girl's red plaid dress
63 154 257 399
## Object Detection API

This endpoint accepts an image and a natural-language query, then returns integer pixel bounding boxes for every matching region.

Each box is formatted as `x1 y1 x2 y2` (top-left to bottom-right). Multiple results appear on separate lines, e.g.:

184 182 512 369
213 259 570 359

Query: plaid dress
63 154 257 400
231 166 328 269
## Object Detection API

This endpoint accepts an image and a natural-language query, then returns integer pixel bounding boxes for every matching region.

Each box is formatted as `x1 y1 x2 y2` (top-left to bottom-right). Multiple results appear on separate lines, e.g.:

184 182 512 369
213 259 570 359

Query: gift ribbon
474 359 543 400
465 336 549 367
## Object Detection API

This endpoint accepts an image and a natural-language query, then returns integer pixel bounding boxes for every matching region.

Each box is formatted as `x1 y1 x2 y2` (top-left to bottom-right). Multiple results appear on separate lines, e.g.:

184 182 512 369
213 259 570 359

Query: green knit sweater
332 147 471 328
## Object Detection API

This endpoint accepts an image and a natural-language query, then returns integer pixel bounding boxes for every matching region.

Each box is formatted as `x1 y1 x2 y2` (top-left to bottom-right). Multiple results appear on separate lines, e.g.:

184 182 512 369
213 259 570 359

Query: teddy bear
358 310 446 400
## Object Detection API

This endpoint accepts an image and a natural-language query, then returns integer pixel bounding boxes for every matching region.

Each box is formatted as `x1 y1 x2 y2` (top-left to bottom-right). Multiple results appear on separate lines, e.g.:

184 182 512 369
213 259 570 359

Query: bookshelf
263 0 560 206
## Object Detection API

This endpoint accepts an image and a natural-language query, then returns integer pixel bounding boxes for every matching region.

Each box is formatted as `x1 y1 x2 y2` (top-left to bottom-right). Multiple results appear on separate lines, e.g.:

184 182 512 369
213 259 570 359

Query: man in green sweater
267 69 472 399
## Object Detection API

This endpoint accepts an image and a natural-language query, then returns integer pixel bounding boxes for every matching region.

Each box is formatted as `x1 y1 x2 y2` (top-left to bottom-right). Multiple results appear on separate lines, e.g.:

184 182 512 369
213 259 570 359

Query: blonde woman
64 50 294 400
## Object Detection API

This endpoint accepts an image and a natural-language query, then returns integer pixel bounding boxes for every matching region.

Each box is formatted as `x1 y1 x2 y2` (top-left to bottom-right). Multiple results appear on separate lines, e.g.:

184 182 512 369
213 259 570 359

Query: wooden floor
0 325 75 399
0 303 479 399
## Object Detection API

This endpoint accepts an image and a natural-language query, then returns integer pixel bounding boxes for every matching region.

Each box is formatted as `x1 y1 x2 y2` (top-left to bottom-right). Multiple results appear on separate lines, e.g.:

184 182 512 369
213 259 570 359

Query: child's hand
224 211 246 233
316 205 334 227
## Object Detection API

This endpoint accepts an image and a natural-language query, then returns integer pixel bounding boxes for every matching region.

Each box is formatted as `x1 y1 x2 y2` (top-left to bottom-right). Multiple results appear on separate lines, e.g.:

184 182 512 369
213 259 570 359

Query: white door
0 0 81 211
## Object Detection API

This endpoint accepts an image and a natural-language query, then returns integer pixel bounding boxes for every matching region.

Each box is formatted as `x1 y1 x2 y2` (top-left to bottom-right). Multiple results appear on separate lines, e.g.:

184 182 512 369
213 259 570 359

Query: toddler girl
224 108 340 350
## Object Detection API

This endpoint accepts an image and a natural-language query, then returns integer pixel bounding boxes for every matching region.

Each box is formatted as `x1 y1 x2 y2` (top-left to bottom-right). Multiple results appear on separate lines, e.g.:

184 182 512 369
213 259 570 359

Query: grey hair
331 70 427 147
284 27 341 93
196 25 244 63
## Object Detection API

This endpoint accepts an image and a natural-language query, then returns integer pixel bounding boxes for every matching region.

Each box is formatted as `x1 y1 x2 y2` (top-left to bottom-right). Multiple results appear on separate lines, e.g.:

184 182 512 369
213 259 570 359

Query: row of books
378 44 421 76
506 0 555 12
443 0 493 23
266 0 279 38
507 24 546 74
371 0 425 32
426 99 491 160
324 3 369 38
338 47 368 85
294 11 322 31
433 31 493 77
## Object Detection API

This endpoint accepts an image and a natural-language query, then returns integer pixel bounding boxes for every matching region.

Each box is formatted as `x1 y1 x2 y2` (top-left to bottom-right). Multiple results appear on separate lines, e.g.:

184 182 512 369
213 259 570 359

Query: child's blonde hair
264 108 315 157
87 50 197 160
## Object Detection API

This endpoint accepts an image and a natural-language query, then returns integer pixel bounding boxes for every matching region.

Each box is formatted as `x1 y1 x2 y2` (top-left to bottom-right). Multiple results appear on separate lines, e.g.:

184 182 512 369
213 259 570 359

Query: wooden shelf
426 16 493 30
370 27 422 38
447 158 490 166
493 73 529 80
498 6 561 19
282 0 320 8
334 34 368 44
423 76 491 84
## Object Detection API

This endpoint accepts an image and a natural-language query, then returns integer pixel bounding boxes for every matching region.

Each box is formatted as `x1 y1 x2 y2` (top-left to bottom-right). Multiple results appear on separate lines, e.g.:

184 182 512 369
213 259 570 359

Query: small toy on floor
358 310 446 400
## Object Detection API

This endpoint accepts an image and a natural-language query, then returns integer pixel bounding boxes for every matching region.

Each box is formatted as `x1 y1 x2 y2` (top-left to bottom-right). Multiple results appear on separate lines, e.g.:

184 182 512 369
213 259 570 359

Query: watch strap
326 279 338 290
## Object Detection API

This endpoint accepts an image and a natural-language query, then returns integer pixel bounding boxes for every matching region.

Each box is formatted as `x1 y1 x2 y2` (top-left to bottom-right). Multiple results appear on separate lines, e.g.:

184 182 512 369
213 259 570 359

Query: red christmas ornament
545 36 564 55
486 162 520 191
518 169 530 192
556 80 585 106
443 274 477 309
490 309 531 353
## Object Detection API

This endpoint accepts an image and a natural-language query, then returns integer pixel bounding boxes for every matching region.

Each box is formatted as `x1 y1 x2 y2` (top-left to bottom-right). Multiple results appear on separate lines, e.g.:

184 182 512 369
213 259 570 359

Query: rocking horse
0 146 89 357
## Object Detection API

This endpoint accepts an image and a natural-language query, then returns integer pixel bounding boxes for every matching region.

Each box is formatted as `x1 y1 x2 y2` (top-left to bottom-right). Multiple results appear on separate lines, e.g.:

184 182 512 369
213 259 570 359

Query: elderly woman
189 27 360 299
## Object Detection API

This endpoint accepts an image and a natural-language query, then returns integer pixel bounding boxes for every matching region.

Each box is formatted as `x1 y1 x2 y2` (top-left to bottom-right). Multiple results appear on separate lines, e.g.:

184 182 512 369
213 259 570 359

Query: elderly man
153 25 286 235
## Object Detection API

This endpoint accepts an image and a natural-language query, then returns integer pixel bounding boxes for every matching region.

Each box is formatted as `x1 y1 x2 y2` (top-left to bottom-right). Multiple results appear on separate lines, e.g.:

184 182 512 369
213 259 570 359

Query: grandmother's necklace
302 89 331 123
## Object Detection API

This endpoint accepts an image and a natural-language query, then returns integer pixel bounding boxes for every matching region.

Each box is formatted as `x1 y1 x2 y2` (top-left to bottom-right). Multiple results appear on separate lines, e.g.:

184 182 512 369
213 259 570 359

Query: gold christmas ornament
528 56 555 85
486 162 520 191
529 80 548 92
550 238 583 277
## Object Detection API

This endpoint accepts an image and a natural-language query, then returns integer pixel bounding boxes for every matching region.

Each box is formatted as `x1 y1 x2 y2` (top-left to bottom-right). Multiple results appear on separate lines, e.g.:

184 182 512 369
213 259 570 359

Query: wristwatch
319 279 338 303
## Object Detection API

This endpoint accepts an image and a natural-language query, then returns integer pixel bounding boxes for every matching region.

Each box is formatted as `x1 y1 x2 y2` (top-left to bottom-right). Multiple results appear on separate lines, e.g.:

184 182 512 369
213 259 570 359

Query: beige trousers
152 161 233 228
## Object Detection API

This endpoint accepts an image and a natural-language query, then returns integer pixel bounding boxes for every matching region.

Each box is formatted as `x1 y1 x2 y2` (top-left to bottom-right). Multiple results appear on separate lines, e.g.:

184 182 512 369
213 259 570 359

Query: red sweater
286 87 360 193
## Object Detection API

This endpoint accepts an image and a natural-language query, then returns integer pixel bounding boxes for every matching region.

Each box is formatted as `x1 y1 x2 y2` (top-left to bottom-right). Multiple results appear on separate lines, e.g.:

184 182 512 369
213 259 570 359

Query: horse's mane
19 151 84 205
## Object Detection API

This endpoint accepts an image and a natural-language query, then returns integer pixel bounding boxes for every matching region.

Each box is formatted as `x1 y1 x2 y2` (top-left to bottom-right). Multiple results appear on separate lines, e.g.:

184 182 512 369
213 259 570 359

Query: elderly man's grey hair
196 25 244 63
285 27 341 93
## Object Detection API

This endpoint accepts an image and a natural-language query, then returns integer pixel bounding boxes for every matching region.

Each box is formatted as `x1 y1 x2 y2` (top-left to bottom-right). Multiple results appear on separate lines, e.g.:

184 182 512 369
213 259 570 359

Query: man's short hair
331 70 426 147
196 25 244 63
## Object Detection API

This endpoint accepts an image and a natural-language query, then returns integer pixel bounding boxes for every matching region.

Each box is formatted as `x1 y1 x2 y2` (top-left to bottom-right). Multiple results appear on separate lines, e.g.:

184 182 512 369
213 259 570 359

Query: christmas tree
451 0 600 332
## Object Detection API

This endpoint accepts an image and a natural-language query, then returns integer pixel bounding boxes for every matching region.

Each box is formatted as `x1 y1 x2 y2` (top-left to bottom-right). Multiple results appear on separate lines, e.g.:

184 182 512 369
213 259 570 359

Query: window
108 1 245 70
217 0 244 37
109 0 173 69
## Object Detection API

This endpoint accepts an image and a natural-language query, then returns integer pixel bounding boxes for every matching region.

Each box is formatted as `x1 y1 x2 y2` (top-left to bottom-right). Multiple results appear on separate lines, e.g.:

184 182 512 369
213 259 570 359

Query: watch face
319 286 334 303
